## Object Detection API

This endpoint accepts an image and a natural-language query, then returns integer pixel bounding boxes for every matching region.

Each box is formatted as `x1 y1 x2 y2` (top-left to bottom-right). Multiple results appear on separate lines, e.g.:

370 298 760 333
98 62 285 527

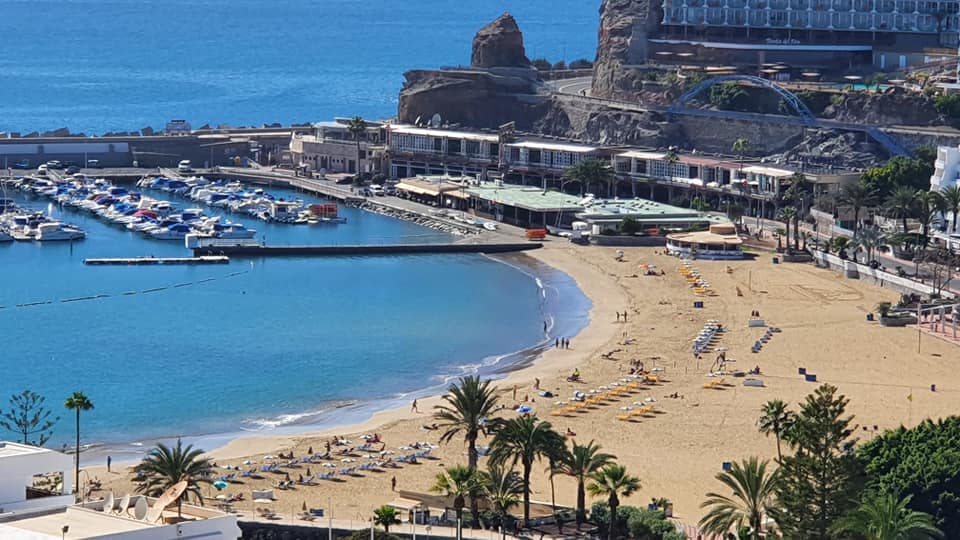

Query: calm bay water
0 0 600 134
0 0 598 453
1 186 590 451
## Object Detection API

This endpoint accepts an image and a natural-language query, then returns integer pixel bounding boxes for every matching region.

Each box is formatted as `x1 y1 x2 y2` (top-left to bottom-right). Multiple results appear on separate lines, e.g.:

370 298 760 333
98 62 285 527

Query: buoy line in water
0 269 250 311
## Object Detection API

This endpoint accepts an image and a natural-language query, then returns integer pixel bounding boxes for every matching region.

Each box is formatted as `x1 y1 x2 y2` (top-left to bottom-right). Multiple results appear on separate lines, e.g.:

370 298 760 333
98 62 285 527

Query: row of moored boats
138 176 347 224
3 176 257 242
0 197 86 242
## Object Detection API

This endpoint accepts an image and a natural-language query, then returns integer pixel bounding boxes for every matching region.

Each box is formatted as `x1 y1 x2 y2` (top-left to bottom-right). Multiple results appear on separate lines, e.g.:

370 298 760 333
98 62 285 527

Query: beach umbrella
213 481 229 491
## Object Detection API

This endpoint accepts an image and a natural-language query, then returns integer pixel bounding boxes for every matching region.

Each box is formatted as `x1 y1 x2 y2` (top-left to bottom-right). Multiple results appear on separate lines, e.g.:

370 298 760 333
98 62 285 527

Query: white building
0 441 240 539
0 441 73 515
931 144 960 193
387 125 500 179
0 497 242 540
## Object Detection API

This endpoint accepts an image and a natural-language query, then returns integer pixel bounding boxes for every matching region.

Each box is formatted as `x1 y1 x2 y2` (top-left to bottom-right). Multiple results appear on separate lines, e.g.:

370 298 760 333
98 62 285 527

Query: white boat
482 222 497 231
35 222 85 241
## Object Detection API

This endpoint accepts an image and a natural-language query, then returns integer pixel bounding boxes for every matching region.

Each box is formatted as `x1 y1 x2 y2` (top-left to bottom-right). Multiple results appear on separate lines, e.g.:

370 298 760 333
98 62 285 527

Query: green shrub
934 93 960 118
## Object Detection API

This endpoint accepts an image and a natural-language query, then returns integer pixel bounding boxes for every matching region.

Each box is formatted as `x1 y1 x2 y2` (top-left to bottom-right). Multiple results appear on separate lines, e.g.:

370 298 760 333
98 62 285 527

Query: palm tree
663 149 680 183
851 226 886 264
431 465 480 527
917 191 945 248
434 376 499 471
779 207 798 253
133 438 213 518
489 415 564 526
558 440 615 526
940 184 960 234
732 138 751 181
479 463 524 525
699 457 780 537
758 399 795 462
587 464 642 540
347 116 366 177
839 182 879 234
562 159 615 198
886 186 919 234
434 376 499 527
831 493 944 540
64 391 93 501
373 505 401 533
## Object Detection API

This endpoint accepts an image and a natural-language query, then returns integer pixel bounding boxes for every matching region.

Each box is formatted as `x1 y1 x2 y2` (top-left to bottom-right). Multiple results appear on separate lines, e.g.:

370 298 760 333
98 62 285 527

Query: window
433 137 443 152
448 139 462 155
465 140 480 155
529 149 542 165
490 143 499 158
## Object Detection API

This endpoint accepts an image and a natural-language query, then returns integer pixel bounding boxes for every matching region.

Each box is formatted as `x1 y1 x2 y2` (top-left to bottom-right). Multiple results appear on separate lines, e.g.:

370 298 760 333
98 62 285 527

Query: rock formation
398 14 543 129
471 14 531 69
592 0 657 98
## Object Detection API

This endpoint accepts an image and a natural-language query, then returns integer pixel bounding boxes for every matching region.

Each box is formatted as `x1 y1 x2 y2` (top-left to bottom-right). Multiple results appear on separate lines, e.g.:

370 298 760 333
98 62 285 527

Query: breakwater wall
193 242 542 257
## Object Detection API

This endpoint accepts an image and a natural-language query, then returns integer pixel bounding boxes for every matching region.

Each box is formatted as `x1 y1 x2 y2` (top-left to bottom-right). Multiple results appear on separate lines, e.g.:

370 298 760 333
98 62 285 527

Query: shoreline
208 243 621 461
79 243 610 466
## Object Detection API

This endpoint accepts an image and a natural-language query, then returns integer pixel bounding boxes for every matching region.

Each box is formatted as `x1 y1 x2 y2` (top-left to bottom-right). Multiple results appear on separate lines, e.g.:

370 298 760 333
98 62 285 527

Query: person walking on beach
555 337 559 348
391 476 397 491
623 311 628 322
534 378 540 390
107 456 111 473
616 312 620 322
411 399 419 413
512 385 518 400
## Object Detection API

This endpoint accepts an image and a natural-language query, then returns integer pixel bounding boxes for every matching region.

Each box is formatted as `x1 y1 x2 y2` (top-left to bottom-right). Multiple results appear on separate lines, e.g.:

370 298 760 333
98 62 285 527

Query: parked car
65 165 81 174
12 159 30 169
177 159 193 173
369 184 385 196
383 184 397 196
86 159 101 168
45 160 63 169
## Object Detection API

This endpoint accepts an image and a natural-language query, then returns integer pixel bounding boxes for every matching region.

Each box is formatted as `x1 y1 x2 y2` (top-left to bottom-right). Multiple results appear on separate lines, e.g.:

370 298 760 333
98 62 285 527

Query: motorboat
208 221 256 239
35 221 85 241
149 223 193 240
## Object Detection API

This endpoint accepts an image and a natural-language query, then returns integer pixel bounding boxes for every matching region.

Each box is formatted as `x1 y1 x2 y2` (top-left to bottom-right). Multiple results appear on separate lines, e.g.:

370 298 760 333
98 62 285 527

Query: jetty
191 242 541 257
84 256 230 266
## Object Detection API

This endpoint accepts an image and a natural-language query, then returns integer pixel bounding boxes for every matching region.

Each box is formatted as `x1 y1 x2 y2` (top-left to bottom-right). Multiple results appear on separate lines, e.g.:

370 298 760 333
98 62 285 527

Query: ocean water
0 0 598 456
0 0 600 134
0 186 590 454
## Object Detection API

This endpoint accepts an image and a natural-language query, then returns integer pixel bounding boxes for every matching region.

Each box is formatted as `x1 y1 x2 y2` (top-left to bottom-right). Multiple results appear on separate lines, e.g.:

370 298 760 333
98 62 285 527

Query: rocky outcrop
398 14 543 129
823 91 940 126
471 14 531 69
592 0 657 98
398 69 545 129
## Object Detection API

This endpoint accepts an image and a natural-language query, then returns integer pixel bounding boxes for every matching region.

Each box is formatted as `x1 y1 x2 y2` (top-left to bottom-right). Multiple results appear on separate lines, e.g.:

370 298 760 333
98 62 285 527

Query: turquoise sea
0 0 599 458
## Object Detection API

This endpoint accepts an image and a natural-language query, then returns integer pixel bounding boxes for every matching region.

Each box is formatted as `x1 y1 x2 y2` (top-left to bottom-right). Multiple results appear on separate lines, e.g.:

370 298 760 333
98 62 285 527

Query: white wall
931 145 960 192
0 445 72 509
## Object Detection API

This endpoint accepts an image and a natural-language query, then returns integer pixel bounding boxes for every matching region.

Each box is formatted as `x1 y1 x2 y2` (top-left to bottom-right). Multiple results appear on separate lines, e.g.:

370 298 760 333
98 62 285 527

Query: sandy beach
89 243 960 526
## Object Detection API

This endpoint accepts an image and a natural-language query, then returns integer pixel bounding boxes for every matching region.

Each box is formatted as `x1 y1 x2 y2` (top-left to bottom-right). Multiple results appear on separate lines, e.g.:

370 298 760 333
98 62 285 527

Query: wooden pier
84 256 230 266
192 242 541 257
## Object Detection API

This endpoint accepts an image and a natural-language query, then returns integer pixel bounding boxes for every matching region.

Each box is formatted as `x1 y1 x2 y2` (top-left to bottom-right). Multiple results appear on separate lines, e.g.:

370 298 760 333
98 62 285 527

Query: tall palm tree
663 149 680 183
64 391 93 501
347 116 366 176
778 207 797 253
587 464 642 540
758 399 795 462
852 225 886 264
831 493 944 540
434 376 499 527
133 438 213 518
562 159 615 198
940 184 960 234
917 190 945 248
431 465 480 527
434 376 499 471
886 186 919 234
699 457 780 537
839 182 878 234
732 138 751 181
373 505 401 533
479 463 524 524
489 415 564 526
558 440 616 526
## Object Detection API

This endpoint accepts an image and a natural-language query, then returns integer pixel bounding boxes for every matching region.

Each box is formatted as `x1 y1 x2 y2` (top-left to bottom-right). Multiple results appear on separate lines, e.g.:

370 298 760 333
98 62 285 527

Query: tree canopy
860 155 935 200
858 417 960 538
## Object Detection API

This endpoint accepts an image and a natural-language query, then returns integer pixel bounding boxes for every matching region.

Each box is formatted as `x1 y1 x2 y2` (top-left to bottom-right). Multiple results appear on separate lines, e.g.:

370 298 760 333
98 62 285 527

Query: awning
396 182 438 197
387 498 425 510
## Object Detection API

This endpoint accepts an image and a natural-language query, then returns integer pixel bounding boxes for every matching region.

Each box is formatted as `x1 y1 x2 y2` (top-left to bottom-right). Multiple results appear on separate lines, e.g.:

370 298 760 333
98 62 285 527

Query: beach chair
617 414 633 421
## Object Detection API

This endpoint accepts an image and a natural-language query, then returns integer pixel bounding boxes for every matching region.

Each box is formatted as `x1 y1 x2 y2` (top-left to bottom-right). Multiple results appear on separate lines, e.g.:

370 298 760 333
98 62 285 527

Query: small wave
241 400 356 430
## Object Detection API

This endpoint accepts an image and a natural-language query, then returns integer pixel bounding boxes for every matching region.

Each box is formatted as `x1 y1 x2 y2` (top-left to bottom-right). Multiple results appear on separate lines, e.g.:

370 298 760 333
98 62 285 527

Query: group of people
615 311 630 322
555 337 571 349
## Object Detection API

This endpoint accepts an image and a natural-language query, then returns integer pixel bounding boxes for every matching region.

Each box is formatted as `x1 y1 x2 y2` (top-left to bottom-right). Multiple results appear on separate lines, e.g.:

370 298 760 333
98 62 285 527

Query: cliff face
592 0 657 98
471 14 531 69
